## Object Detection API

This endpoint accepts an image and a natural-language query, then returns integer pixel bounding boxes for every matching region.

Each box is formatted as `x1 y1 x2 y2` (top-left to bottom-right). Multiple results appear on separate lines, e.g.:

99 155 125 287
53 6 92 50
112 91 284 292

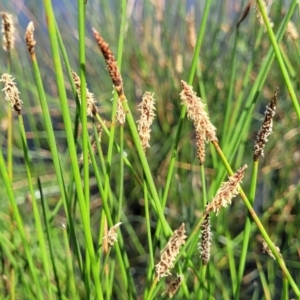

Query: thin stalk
0 148 43 298
43 1 103 298
212 141 300 297
17 113 53 298
38 177 62 299
257 0 300 122
235 161 259 299
78 0 91 296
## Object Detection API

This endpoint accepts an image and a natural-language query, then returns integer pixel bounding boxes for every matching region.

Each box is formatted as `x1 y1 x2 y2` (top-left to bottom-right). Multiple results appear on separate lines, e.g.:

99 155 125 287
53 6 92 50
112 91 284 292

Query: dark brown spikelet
253 87 278 161
237 0 253 28
198 214 212 265
1 12 15 51
24 21 36 56
165 275 183 298
92 28 124 97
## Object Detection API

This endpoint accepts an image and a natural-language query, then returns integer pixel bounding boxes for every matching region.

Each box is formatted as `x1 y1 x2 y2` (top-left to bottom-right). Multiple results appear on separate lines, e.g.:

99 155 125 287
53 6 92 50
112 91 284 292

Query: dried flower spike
198 214 212 265
1 12 15 51
286 21 299 41
24 21 36 56
165 274 183 298
205 165 247 215
180 80 217 165
261 239 281 260
237 0 254 28
92 28 124 97
253 87 278 161
255 0 274 30
0 74 23 112
71 69 98 117
137 92 156 152
117 99 125 126
155 223 187 280
103 222 122 247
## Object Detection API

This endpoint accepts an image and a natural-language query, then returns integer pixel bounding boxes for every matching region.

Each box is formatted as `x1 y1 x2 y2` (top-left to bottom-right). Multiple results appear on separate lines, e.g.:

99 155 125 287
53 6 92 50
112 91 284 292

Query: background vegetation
0 0 300 299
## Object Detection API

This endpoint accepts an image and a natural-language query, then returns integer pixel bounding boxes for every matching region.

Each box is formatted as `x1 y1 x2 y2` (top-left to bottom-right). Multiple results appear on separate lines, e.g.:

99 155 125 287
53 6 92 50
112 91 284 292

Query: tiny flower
71 69 98 117
103 222 122 247
205 165 247 215
1 12 15 51
24 21 36 56
155 223 187 280
165 274 183 298
137 92 156 152
198 214 212 265
261 239 281 260
0 73 23 112
253 87 278 160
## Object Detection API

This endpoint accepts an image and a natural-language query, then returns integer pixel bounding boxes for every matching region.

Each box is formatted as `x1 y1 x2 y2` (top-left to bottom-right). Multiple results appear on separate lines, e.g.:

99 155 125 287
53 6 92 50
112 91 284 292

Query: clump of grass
0 1 300 299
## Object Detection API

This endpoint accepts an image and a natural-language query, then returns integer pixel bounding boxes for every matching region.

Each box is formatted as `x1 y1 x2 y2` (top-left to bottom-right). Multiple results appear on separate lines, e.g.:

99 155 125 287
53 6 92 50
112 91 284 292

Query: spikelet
255 0 274 30
237 0 254 28
165 275 183 298
117 99 126 126
253 87 277 161
198 214 212 265
155 223 187 280
0 74 23 112
180 80 217 165
286 21 299 41
261 239 281 260
137 92 156 152
103 222 122 247
0 12 15 51
92 29 124 97
71 69 98 117
186 8 196 49
24 21 36 56
205 165 247 215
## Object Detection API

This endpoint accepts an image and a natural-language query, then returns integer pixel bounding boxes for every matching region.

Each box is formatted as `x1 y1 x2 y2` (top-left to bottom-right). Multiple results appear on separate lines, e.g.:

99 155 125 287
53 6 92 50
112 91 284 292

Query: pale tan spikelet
255 0 274 30
195 127 206 165
286 21 299 41
186 8 196 49
175 54 183 74
92 28 124 97
198 214 212 265
137 92 156 152
117 99 126 126
71 69 98 117
155 223 187 280
24 21 36 56
261 239 281 260
103 222 122 247
205 165 247 215
165 274 183 298
253 87 278 161
0 74 23 112
180 80 217 143
0 12 15 51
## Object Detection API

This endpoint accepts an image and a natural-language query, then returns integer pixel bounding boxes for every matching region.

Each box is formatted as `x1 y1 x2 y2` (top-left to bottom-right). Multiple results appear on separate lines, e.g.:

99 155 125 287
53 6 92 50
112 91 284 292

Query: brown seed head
1 12 15 51
253 87 278 161
0 73 23 112
198 214 212 265
165 275 183 298
71 69 98 117
24 21 36 56
205 165 247 215
92 28 124 97
155 223 187 280
137 92 156 152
